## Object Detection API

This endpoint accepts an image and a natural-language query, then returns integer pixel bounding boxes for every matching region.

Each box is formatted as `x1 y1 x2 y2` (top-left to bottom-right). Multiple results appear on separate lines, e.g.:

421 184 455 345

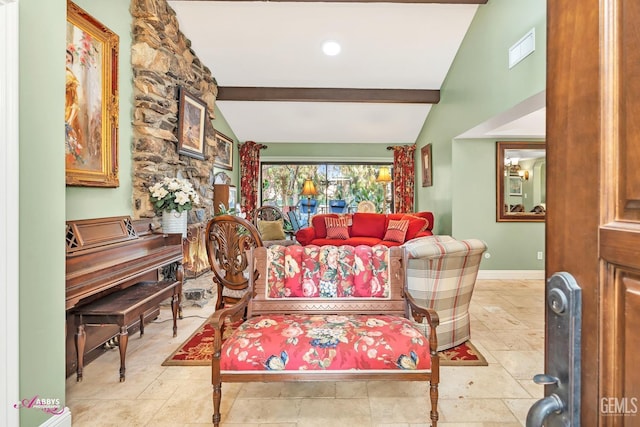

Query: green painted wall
17 1 239 425
19 1 66 425
65 0 135 220
453 139 544 270
415 0 546 269
212 106 240 185
262 143 392 161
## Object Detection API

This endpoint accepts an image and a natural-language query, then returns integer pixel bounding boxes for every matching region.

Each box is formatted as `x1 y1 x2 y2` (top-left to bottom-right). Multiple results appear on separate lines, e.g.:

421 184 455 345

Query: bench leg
430 382 439 426
118 325 128 382
212 345 222 426
139 314 144 336
212 382 222 427
177 264 184 319
75 324 86 382
171 293 179 337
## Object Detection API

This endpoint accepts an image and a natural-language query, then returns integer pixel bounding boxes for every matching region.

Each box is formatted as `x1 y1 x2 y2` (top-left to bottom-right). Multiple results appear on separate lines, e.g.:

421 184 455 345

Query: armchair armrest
295 226 316 245
209 292 250 354
404 289 439 353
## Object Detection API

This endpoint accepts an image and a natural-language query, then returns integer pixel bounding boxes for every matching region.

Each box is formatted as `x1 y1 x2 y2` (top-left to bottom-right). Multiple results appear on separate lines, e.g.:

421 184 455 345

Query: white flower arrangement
149 177 200 213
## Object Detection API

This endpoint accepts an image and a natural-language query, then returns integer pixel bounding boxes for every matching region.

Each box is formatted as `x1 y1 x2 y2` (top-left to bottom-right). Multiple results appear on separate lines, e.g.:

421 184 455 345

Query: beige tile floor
66 277 544 426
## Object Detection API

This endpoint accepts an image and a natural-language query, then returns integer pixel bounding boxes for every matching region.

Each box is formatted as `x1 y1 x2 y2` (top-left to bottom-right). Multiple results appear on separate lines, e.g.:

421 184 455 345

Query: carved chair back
253 205 285 226
205 215 263 308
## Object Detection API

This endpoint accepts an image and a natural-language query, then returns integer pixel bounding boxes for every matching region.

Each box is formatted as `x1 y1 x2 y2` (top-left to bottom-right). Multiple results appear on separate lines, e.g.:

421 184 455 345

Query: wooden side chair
205 215 263 309
253 205 295 247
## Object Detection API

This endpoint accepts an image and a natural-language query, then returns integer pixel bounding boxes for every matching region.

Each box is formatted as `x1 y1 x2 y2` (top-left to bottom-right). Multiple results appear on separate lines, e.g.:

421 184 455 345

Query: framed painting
421 143 432 187
228 186 237 209
214 131 233 170
509 176 523 196
177 87 207 160
66 1 119 187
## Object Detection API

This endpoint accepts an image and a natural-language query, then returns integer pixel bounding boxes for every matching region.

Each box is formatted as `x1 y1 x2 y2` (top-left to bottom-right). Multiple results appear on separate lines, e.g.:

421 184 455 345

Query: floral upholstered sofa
294 211 434 247
209 243 440 426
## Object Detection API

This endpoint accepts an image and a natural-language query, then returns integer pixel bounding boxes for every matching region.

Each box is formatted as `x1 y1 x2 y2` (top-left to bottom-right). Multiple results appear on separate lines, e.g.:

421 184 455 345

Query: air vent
509 28 535 69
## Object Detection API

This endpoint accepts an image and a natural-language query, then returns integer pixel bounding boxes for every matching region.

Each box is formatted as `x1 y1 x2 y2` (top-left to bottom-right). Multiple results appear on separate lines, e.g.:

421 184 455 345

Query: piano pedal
103 336 120 350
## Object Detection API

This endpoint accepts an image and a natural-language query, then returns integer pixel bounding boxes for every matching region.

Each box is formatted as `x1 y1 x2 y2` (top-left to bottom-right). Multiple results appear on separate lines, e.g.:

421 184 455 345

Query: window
261 163 393 222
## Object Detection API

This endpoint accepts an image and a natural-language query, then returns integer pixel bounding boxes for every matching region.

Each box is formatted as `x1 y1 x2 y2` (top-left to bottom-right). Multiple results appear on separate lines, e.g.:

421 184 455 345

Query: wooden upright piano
65 216 184 380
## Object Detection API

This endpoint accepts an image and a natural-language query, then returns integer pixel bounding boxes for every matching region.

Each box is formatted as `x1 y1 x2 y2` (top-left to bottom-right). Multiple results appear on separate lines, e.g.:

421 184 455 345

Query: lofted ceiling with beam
168 0 487 144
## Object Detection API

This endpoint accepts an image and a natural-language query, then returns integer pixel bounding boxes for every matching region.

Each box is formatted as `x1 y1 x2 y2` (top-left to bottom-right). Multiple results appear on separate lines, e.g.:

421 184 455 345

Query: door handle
526 272 581 427
526 394 565 427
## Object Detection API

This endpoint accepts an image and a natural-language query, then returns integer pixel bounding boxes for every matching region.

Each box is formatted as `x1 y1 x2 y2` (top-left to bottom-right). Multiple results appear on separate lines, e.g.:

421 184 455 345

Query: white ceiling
168 1 544 144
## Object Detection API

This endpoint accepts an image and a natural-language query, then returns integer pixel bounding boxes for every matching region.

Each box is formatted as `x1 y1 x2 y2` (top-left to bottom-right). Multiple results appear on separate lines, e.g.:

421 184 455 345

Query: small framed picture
421 143 432 187
214 130 233 170
509 176 523 196
228 185 237 208
177 86 207 160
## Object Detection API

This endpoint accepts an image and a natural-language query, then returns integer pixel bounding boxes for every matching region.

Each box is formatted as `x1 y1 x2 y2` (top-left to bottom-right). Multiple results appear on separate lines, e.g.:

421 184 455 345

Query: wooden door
547 1 640 424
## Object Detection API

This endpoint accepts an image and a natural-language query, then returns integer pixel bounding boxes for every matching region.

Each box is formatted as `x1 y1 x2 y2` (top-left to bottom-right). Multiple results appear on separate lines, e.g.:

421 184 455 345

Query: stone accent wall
130 0 219 226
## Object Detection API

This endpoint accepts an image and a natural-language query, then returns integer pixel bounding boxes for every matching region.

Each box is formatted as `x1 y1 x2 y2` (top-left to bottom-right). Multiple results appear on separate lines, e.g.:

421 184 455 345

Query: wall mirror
496 141 546 222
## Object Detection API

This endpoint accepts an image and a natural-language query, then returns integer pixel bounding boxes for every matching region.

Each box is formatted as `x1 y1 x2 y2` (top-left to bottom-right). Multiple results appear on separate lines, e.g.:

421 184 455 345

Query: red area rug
163 319 488 367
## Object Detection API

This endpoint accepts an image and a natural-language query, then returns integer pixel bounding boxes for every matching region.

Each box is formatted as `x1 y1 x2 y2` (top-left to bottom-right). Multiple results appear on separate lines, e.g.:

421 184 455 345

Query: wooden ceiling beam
172 0 486 3
216 87 440 104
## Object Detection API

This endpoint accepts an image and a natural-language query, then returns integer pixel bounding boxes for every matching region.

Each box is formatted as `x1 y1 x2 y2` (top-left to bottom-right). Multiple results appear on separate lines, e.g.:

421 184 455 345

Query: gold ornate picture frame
65 0 119 187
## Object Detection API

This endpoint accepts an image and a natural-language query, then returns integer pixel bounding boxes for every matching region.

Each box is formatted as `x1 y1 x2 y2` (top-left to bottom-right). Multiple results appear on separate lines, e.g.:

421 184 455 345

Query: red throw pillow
351 213 387 239
401 214 429 240
311 214 338 238
325 216 350 240
383 219 409 243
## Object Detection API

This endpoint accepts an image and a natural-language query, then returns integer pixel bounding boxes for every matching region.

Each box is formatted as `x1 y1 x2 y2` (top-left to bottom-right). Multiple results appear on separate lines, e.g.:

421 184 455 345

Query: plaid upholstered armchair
403 235 487 351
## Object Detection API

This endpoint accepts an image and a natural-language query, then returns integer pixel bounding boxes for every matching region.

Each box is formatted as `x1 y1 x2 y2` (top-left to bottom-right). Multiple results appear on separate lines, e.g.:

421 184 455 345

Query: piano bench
73 279 182 382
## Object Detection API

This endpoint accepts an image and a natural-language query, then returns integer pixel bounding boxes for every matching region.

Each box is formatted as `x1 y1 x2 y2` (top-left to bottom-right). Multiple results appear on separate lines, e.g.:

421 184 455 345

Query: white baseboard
477 270 545 280
40 408 71 427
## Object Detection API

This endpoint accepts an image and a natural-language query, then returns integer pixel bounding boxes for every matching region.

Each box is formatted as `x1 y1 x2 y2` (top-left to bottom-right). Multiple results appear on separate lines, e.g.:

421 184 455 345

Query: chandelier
504 158 530 180
504 158 521 175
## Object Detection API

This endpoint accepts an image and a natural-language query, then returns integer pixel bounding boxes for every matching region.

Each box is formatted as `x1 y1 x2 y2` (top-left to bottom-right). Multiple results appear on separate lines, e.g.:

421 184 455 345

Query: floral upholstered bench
209 244 440 426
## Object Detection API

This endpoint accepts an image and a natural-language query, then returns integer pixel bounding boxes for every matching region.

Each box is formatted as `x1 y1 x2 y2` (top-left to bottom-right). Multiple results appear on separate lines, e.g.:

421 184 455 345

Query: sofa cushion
294 227 315 246
220 313 432 372
258 219 286 240
351 213 387 239
403 215 430 240
377 240 404 248
311 213 338 238
345 237 384 247
409 211 434 232
383 219 409 243
310 237 381 247
325 216 350 240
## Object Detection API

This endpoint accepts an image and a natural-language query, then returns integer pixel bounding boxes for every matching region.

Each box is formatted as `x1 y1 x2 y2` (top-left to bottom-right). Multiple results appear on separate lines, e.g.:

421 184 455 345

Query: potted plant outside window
329 187 347 213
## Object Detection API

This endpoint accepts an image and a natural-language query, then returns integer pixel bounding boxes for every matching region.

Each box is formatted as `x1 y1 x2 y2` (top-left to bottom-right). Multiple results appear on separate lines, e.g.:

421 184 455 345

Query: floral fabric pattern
239 141 266 221
390 144 416 213
266 245 390 299
221 314 432 372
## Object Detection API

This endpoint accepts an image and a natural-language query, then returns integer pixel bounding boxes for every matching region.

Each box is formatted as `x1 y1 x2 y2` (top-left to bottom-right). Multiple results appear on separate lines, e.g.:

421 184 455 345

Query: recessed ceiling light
322 40 341 56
